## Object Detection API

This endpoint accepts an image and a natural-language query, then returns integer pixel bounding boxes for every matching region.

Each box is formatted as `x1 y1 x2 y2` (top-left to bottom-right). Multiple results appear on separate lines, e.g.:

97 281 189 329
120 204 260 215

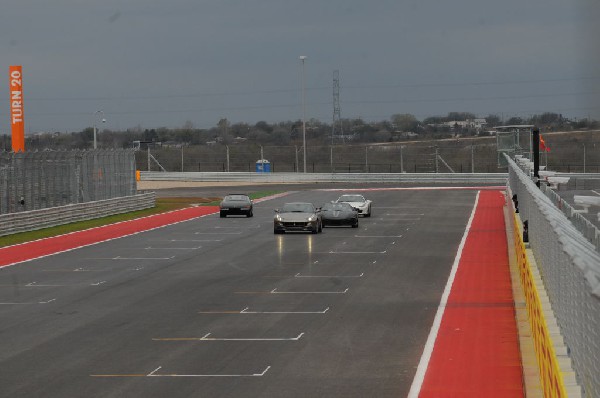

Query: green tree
485 114 501 127
391 114 418 132
447 112 476 121
506 117 524 125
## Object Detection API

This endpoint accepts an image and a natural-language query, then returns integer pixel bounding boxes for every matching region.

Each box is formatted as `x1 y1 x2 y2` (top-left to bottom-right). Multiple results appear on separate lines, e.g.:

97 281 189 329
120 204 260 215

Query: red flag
539 134 550 152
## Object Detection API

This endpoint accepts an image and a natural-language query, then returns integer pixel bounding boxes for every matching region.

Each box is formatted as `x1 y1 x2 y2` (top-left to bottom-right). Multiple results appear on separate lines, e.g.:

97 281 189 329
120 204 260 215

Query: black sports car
220 194 253 217
321 202 359 228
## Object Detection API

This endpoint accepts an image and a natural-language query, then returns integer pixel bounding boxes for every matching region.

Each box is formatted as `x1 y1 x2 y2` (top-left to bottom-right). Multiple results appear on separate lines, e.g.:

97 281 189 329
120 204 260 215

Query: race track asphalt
0 186 480 397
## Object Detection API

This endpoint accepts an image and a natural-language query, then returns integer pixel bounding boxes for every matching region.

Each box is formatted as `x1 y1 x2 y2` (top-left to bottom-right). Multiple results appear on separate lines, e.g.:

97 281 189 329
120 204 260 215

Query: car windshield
281 203 314 213
225 195 249 201
322 202 351 211
338 195 365 202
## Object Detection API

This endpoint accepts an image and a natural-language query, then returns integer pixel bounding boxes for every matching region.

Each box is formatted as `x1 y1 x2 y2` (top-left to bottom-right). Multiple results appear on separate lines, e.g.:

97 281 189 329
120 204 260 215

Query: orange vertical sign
9 65 25 152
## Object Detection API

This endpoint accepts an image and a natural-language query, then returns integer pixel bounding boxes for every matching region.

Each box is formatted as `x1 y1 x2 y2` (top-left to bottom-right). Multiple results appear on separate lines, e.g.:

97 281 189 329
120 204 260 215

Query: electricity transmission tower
332 70 344 144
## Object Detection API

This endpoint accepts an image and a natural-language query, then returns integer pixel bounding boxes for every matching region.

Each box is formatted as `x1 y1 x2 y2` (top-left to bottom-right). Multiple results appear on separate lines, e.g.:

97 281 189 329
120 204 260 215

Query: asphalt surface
0 186 479 397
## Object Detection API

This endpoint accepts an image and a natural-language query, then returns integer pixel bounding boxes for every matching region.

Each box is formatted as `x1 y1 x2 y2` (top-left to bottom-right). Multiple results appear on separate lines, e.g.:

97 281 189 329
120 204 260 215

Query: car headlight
308 215 316 222
275 215 282 222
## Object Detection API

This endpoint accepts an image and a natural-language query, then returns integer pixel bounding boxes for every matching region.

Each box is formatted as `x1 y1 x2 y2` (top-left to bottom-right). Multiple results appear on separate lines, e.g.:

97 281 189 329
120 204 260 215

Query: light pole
400 146 405 173
93 110 106 149
299 56 307 173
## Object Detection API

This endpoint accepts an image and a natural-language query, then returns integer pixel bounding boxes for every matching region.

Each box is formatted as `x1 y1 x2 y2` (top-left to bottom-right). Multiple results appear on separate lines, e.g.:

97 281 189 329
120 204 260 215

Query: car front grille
282 221 309 227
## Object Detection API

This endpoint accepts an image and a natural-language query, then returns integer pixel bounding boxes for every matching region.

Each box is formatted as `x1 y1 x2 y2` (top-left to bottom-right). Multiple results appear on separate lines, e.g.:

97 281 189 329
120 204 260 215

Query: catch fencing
0 150 137 215
136 143 502 174
507 155 600 397
140 171 508 185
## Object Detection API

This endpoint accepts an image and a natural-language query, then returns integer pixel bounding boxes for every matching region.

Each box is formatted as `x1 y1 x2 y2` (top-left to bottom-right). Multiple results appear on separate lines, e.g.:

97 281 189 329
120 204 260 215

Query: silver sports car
274 202 322 234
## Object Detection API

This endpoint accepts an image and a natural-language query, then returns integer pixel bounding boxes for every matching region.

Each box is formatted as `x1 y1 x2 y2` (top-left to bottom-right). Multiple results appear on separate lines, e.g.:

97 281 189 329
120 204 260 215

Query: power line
2 76 598 103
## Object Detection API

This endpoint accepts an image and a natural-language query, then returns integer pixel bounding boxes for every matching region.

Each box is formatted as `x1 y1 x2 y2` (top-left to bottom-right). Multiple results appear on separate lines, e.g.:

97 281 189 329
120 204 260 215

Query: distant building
443 119 488 131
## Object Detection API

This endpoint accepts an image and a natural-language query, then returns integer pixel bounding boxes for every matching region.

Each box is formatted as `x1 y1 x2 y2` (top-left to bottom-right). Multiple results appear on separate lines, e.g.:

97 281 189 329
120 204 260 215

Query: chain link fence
136 143 501 174
507 156 600 397
0 150 137 215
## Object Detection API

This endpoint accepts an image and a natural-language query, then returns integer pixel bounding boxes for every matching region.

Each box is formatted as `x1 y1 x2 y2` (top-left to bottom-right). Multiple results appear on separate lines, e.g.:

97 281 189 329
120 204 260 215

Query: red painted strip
420 191 523 397
0 206 219 268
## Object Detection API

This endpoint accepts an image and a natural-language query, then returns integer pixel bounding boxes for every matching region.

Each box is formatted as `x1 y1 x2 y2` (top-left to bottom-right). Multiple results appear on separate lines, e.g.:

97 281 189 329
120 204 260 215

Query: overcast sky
1 0 599 134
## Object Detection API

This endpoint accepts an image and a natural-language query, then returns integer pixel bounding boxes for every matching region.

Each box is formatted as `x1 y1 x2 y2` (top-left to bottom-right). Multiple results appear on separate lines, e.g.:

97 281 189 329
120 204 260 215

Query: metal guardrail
0 192 155 237
140 171 508 184
542 186 600 251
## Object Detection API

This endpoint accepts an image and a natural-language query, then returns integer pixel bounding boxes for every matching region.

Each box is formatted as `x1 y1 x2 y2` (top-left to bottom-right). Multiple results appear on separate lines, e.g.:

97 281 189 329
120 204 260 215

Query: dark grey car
321 202 359 228
220 194 253 217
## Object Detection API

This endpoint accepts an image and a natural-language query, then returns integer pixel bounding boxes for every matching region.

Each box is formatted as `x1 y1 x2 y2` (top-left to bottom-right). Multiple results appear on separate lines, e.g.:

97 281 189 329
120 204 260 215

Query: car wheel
247 209 253 218
274 229 283 234
365 206 371 217
352 221 358 228
220 212 226 218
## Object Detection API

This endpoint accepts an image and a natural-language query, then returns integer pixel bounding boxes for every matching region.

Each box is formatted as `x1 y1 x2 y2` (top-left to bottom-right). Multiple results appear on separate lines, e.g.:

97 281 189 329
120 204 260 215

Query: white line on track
148 367 161 376
242 307 330 314
25 282 63 287
407 191 480 398
199 307 330 314
153 239 221 242
294 272 364 278
40 267 97 273
153 333 304 342
376 218 421 221
0 298 56 305
144 246 201 250
271 287 348 294
328 250 386 254
194 232 242 235
91 365 272 378
384 213 425 216
354 235 402 238
213 225 261 229
91 256 176 260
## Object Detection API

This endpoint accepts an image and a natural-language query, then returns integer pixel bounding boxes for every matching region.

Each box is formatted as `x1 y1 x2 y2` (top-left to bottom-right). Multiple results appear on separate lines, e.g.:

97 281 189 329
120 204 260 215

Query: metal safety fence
0 192 155 237
0 150 137 215
507 155 600 397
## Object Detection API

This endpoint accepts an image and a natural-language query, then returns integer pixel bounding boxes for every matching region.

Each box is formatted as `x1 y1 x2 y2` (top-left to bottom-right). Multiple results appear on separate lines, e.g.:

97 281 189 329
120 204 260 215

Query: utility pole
400 146 405 173
299 56 307 173
226 145 230 172
330 146 333 172
532 127 540 187
332 70 343 144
